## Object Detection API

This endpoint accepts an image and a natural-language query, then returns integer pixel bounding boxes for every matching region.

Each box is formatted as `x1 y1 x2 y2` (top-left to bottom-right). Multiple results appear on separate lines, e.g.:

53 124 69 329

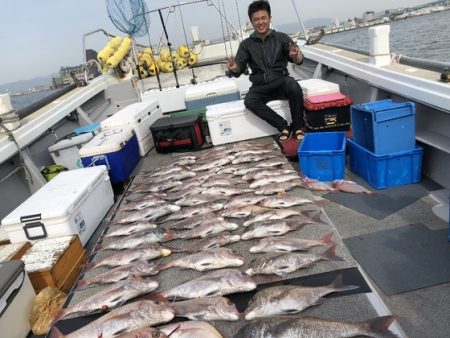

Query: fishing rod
158 9 180 88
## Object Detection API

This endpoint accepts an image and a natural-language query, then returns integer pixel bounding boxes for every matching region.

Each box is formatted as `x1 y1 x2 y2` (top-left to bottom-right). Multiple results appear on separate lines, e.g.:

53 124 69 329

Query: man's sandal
278 129 292 143
294 130 305 142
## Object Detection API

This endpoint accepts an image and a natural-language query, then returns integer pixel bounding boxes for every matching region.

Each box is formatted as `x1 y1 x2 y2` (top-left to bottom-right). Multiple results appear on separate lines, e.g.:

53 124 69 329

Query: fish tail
323 244 344 262
320 232 335 247
363 315 399 338
48 326 65 338
310 211 327 225
76 279 88 288
329 274 359 293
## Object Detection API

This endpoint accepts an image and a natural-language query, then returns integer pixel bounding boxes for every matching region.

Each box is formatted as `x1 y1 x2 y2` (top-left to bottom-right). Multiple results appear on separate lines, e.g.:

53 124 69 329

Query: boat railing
323 42 450 74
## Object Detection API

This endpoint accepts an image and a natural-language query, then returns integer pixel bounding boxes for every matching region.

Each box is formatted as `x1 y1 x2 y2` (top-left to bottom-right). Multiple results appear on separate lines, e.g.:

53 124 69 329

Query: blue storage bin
347 139 422 189
298 132 346 181
351 99 415 154
73 123 100 136
79 128 140 183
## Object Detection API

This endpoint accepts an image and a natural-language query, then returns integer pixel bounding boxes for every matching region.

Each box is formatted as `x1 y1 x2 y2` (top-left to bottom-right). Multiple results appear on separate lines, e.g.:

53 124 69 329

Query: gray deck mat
52 140 401 337
344 223 450 296
323 172 433 220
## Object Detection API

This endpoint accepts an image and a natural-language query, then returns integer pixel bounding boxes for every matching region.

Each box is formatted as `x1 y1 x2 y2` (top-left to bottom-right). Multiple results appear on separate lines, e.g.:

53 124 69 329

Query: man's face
250 10 271 36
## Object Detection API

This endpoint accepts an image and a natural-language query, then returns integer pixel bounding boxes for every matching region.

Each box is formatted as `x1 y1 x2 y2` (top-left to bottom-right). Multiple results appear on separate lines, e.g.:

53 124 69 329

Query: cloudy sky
0 0 430 85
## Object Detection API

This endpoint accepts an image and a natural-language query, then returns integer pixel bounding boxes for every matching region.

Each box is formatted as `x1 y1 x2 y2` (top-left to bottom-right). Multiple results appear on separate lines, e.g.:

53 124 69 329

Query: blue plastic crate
351 99 415 154
347 139 422 189
298 132 346 181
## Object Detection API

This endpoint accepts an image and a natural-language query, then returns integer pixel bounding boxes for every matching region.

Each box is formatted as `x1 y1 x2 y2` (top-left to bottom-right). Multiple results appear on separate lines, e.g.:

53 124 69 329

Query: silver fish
123 192 167 204
225 193 267 209
245 245 343 276
249 174 300 188
242 209 303 227
49 300 175 338
161 248 244 272
97 230 175 251
86 246 171 270
231 166 262 176
104 222 158 238
244 274 358 319
300 178 338 192
160 321 224 338
161 268 256 300
174 233 241 253
176 220 239 239
234 149 274 157
255 158 287 167
147 165 186 177
242 168 296 181
118 198 167 212
259 195 315 208
162 202 224 222
172 296 240 321
164 215 224 231
249 232 335 253
241 219 312 240
174 193 226 207
191 156 235 172
115 328 168 338
164 186 203 200
201 186 253 196
235 315 398 338
201 177 243 187
254 181 303 195
77 262 164 289
114 204 181 223
220 205 270 218
231 154 273 165
132 179 183 193
53 278 159 322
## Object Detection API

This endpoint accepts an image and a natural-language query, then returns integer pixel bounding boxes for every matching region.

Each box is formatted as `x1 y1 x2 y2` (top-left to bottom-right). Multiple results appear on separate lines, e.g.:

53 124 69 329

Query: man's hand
227 56 239 73
288 42 303 64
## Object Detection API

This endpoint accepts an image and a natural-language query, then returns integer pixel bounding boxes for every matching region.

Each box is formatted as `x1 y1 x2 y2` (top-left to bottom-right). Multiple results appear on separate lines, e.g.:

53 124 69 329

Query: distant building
363 11 375 22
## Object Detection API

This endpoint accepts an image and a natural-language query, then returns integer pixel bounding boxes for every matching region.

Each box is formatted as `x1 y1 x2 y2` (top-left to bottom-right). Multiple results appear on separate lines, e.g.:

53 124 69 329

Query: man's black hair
248 1 271 20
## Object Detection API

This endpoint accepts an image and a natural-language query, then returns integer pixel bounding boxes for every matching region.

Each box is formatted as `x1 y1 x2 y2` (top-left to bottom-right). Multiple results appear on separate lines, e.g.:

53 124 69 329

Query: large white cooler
0 260 35 338
48 132 95 169
101 100 163 156
1 166 114 246
298 79 340 98
206 99 292 145
185 78 241 110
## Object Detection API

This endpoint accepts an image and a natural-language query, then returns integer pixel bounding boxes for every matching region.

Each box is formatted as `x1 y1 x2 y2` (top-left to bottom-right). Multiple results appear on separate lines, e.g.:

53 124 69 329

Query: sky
0 0 431 86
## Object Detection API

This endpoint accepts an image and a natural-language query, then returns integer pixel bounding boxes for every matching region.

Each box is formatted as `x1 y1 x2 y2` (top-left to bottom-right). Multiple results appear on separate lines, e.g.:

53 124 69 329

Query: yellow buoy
160 61 174 73
177 45 190 58
188 52 198 66
143 47 153 56
159 48 171 62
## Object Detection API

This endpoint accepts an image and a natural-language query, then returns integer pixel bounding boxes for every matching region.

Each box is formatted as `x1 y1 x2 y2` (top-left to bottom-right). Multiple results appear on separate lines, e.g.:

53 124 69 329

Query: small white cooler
298 79 340 98
185 78 241 110
101 100 163 156
0 260 35 338
48 133 95 169
206 99 292 145
1 166 114 246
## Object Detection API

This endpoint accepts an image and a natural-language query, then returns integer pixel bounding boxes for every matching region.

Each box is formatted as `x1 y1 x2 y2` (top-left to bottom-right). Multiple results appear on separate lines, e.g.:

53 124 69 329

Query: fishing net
106 0 150 37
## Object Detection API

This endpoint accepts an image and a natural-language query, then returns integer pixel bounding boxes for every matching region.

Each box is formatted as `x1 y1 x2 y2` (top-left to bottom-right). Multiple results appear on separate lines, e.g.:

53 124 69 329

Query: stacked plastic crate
348 99 423 189
299 79 352 132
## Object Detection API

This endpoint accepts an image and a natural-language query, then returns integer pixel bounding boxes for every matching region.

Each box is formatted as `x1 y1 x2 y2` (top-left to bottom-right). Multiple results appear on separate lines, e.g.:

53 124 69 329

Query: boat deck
50 136 449 338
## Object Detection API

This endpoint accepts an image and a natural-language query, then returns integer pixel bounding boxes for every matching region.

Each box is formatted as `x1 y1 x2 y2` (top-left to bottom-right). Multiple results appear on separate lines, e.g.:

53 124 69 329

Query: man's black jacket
232 30 302 86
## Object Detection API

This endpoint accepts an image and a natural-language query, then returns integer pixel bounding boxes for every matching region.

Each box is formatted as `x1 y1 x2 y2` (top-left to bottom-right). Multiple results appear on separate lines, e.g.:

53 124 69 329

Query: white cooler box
0 260 35 338
206 99 292 145
48 132 95 169
101 100 163 156
1 166 114 246
185 78 241 110
298 79 340 98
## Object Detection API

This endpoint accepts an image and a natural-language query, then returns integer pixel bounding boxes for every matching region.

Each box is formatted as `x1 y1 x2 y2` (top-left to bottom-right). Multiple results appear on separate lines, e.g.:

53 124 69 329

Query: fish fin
323 245 344 262
282 308 302 314
363 315 399 338
76 279 88 288
320 232 335 247
329 274 359 293
310 211 327 225
205 290 221 297
142 292 169 303
93 243 103 251
83 262 95 270
48 326 65 338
